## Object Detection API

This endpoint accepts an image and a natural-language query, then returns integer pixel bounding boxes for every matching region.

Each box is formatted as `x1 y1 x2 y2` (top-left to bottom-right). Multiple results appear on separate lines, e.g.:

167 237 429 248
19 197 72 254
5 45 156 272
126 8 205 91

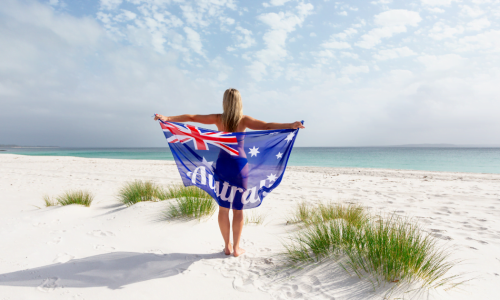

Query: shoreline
1 153 499 176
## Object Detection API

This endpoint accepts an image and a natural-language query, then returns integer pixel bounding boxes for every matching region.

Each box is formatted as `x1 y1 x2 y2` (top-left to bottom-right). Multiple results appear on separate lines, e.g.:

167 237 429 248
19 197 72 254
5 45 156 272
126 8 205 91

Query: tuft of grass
287 202 367 227
286 201 317 225
55 190 94 207
160 184 211 200
43 195 58 207
118 180 167 206
245 211 266 225
164 185 216 220
284 203 458 290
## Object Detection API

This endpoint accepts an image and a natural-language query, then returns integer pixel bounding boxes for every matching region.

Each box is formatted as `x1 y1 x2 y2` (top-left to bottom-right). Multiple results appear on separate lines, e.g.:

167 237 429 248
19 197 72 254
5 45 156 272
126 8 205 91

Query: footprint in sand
53 253 75 263
87 230 115 237
37 277 61 292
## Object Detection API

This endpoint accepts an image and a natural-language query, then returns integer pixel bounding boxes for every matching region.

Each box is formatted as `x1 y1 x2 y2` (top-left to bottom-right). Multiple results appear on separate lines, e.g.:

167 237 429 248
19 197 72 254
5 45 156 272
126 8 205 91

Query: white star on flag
267 173 278 182
276 152 283 159
248 146 260 157
285 132 295 143
202 157 214 171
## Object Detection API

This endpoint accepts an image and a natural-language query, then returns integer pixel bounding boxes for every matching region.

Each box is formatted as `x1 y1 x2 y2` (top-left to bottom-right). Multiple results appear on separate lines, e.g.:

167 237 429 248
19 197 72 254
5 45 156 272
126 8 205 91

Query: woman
154 88 304 257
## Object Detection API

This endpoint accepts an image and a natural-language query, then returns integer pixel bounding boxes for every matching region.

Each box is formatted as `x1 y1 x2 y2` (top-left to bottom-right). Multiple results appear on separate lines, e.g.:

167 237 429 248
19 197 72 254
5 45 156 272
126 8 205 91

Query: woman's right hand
154 114 168 121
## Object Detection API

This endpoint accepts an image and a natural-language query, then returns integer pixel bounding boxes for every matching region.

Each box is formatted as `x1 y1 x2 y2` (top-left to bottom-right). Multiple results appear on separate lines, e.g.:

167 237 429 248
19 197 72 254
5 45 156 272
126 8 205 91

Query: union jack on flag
158 120 302 210
160 121 239 156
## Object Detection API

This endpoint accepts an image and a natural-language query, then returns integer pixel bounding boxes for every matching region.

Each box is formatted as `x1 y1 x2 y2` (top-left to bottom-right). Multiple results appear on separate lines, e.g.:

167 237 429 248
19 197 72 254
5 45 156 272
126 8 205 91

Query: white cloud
461 5 484 17
456 30 500 52
341 51 359 59
420 0 457 6
374 46 416 60
263 0 292 7
184 27 204 56
231 26 255 49
100 0 122 10
371 0 392 4
322 40 351 49
428 22 464 40
356 10 421 49
247 2 314 80
427 7 446 13
320 28 357 50
342 65 370 75
467 17 490 31
310 32 317 37
417 54 466 71
338 11 348 16
49 0 59 6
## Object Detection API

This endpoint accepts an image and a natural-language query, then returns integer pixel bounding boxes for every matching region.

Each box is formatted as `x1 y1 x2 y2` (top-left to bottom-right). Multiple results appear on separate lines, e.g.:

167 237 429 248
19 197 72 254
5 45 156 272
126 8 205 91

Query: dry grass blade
245 211 266 225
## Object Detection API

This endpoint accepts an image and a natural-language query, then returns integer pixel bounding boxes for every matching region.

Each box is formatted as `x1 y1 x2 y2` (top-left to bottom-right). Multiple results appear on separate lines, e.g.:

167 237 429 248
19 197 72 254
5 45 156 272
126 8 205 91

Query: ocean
1 147 499 174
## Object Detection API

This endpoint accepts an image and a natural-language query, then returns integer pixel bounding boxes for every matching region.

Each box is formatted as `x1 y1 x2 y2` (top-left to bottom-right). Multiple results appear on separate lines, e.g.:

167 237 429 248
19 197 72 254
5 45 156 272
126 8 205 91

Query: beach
0 153 499 299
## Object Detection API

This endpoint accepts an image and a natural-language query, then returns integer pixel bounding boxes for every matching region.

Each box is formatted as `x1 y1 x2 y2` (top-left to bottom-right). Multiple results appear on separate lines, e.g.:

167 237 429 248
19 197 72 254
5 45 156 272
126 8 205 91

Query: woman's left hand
291 121 305 129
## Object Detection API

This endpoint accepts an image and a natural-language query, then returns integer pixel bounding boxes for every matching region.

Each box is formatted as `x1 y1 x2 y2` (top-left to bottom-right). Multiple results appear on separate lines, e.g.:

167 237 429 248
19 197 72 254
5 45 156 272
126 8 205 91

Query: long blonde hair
221 88 243 132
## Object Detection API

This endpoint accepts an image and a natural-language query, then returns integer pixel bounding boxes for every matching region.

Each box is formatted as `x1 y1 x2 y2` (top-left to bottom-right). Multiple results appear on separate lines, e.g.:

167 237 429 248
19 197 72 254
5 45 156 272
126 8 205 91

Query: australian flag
158 120 301 210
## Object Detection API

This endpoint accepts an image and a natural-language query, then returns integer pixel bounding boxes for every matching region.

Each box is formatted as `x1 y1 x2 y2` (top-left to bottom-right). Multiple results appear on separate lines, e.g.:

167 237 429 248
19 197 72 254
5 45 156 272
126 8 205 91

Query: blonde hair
221 88 243 132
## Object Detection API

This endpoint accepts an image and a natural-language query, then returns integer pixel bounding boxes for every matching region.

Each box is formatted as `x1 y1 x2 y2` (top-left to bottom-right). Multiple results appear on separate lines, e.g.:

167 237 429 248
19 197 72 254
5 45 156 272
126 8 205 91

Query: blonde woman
154 88 304 257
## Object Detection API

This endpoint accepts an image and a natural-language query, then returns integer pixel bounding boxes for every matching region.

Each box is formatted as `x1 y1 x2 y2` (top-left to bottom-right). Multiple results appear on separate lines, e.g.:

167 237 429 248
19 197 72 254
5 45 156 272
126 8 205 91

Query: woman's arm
243 115 305 130
154 114 219 125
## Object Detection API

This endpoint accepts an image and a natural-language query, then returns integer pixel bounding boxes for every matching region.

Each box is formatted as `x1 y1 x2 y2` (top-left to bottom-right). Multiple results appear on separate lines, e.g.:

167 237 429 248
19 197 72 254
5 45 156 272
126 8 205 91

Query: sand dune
0 154 499 299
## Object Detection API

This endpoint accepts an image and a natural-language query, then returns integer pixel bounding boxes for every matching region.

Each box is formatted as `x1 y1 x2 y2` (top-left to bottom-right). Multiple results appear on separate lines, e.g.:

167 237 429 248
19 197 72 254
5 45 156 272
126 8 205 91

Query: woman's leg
232 209 246 257
218 206 232 255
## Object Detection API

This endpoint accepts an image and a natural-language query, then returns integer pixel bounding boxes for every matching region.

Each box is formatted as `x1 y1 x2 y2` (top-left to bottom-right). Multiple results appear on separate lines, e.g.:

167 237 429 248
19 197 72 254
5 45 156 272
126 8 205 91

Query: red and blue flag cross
160 121 239 156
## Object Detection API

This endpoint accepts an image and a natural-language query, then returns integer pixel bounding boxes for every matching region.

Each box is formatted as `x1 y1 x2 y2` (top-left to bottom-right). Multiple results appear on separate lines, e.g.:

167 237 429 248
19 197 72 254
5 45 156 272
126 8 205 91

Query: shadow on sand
0 251 224 290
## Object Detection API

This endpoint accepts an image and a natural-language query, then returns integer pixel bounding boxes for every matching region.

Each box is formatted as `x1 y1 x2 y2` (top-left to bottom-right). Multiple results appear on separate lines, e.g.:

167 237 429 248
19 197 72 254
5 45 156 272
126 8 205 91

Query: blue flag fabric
158 120 301 210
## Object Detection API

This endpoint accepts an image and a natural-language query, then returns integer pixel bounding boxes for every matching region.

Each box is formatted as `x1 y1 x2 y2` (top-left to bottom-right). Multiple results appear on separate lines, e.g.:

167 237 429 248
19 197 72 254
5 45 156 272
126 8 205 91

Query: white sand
0 154 499 299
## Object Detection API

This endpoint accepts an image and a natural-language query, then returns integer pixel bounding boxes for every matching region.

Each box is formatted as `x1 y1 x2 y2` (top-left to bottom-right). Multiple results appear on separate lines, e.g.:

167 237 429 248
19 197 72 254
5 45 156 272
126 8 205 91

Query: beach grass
43 195 58 207
286 202 368 227
165 187 216 220
245 211 266 225
43 190 94 207
118 180 168 206
284 203 458 289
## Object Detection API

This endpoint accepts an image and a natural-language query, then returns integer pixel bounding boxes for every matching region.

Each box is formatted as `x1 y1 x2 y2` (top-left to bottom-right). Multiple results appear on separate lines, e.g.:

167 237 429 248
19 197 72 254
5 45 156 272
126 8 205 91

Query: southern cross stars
276 152 283 159
201 157 214 171
267 173 278 182
248 146 260 157
285 132 295 143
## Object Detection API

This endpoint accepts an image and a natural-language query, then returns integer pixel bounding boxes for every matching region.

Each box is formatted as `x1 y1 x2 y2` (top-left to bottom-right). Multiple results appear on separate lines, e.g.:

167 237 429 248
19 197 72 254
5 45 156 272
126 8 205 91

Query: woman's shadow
0 251 224 290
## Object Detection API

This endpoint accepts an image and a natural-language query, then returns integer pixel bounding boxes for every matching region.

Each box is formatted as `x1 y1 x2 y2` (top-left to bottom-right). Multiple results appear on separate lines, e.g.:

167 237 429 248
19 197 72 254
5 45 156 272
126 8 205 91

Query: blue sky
1 0 499 147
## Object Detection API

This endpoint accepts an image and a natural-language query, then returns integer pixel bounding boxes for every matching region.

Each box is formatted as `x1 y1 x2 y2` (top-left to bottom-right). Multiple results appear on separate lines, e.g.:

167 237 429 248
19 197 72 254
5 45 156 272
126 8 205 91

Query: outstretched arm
154 114 219 125
243 115 305 130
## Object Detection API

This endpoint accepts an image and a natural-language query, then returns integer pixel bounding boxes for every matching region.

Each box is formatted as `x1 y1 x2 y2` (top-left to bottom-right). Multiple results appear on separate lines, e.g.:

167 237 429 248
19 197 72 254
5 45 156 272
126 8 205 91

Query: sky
0 0 499 147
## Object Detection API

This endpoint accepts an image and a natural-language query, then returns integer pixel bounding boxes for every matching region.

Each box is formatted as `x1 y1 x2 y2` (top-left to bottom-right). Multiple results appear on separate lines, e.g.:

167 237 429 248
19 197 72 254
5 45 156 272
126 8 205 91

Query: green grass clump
287 202 368 227
245 211 266 225
285 203 458 290
44 190 94 207
164 185 216 220
118 180 167 206
43 195 58 207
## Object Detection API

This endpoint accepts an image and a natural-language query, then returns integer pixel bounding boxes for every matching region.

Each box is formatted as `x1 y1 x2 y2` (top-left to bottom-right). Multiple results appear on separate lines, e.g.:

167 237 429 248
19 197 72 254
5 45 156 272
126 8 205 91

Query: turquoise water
1 147 499 174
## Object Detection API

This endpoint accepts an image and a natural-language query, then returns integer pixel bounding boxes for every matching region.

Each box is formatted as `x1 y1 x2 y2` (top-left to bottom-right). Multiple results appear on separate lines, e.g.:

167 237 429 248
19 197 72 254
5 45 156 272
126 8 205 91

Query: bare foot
224 243 233 255
233 247 246 257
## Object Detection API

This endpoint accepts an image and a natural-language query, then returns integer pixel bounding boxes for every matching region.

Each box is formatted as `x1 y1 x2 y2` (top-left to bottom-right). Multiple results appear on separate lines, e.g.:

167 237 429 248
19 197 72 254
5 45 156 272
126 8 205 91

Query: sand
0 154 499 299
